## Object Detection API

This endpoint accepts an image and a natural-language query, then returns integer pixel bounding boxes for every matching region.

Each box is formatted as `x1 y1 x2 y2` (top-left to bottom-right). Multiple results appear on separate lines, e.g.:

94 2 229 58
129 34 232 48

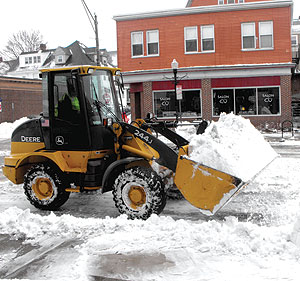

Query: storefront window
257 87 279 115
213 89 234 116
235 88 256 115
153 90 201 118
212 87 280 116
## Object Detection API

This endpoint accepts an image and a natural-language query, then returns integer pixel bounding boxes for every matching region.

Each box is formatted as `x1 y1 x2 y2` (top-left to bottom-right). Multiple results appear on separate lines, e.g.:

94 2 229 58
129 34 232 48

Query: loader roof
39 65 121 75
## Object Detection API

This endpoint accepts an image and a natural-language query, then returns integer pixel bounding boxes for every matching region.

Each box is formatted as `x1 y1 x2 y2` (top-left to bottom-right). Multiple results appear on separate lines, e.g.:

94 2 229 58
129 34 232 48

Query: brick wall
117 6 291 72
201 78 212 120
143 82 153 118
0 77 42 123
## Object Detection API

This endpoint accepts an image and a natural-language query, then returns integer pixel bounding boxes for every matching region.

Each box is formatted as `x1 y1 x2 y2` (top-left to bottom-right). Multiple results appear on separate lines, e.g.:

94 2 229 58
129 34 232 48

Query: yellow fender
3 149 91 185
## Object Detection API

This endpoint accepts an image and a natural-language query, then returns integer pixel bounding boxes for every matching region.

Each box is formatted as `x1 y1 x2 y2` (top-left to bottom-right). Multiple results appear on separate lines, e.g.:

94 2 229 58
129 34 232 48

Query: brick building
0 76 42 123
114 0 294 128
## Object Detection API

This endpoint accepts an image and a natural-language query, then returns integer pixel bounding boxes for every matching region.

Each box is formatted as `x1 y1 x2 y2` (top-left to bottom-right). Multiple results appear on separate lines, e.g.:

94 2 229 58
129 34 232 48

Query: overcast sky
0 0 299 53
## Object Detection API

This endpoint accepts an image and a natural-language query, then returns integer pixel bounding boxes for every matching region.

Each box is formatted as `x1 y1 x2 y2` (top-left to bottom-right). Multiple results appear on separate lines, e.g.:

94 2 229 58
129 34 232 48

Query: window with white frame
241 22 256 49
212 87 280 116
185 26 198 53
228 0 235 4
153 89 202 118
259 21 273 49
292 35 298 46
147 30 159 56
218 0 224 4
131 31 144 57
201 25 215 52
238 0 244 3
57 55 63 63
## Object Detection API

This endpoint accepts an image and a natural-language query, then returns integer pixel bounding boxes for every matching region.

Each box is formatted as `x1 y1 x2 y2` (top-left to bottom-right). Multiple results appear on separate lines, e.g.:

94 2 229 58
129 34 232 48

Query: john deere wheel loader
2 65 247 219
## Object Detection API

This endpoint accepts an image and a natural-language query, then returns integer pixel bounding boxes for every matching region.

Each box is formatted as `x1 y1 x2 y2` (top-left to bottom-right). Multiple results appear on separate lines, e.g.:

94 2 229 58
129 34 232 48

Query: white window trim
131 31 144 58
146 30 160 57
259 21 274 50
211 86 281 117
218 0 224 5
201 25 215 53
184 26 198 54
241 22 256 50
57 55 64 63
152 88 202 119
238 0 244 3
292 34 298 46
227 0 235 4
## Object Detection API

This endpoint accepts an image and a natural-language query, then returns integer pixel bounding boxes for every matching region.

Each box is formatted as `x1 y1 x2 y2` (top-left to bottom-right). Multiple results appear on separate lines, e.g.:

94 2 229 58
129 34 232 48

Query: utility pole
81 0 100 66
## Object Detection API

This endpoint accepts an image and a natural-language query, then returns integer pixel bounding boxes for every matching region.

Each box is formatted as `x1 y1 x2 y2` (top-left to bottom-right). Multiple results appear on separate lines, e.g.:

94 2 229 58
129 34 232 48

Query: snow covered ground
0 117 300 281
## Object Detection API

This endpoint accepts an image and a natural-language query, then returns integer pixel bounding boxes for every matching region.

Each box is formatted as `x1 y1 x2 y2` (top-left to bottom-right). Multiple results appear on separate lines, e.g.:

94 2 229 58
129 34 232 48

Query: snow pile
0 207 299 280
291 214 300 247
175 121 197 141
0 117 29 139
188 113 278 181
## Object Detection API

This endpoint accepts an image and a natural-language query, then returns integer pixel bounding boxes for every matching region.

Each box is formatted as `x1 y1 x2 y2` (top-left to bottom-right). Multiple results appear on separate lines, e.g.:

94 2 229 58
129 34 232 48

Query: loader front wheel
23 163 70 210
112 166 166 220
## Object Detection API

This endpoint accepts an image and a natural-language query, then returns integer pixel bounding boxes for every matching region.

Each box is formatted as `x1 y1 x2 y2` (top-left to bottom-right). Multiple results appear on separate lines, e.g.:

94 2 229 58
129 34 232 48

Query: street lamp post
171 59 181 119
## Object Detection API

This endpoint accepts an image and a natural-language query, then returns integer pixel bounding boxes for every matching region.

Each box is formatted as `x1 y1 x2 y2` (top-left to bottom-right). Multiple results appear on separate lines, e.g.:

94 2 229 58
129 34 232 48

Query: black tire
23 163 70 210
112 166 167 220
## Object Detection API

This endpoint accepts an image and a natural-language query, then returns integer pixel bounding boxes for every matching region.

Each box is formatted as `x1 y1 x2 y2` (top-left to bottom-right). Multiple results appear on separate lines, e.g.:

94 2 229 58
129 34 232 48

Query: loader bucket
174 146 247 216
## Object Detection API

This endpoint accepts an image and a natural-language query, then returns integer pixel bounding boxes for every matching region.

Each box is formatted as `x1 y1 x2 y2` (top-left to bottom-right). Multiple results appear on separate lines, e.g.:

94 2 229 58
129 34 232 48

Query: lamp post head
171 59 179 70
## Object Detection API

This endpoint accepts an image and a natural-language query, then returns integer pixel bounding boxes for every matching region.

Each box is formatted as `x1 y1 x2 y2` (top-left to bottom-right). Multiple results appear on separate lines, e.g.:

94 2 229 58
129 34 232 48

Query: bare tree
0 30 44 60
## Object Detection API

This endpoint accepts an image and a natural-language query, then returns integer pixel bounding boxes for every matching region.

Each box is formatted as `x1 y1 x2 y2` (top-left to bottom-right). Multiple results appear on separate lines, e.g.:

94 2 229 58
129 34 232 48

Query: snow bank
188 113 278 181
0 207 299 281
175 121 197 141
0 117 29 139
291 214 300 247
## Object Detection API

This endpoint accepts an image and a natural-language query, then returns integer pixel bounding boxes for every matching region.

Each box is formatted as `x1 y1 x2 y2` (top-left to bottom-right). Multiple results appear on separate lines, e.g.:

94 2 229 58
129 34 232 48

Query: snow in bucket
186 113 278 182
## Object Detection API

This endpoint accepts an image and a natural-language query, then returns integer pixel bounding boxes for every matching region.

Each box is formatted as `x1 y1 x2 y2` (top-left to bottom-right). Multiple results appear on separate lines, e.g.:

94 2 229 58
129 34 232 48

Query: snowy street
0 136 300 280
0 115 300 281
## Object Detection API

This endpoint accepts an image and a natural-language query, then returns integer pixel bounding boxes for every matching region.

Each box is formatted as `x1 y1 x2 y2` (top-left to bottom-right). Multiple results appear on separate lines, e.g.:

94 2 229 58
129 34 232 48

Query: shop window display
213 87 280 116
153 90 201 118
257 87 279 115
235 88 256 115
213 89 234 116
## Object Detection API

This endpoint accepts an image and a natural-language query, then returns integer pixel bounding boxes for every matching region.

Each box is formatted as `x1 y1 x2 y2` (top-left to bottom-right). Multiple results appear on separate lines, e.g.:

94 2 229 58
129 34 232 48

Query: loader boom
113 119 246 215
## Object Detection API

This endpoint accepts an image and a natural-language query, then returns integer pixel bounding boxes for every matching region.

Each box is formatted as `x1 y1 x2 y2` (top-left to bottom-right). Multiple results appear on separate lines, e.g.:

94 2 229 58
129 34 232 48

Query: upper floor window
131 31 144 57
218 0 224 4
201 25 215 52
185 26 198 53
241 22 256 49
227 0 235 4
147 30 159 56
238 0 244 3
292 35 298 46
259 21 273 49
57 55 64 63
25 56 38 65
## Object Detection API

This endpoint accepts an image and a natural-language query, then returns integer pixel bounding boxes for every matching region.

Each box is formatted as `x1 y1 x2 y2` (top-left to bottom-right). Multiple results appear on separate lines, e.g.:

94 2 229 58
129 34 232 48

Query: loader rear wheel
112 166 166 220
23 163 70 210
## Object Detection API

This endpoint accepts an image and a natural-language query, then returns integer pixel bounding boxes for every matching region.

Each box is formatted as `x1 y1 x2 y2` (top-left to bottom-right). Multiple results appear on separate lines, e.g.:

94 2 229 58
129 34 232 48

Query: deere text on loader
2 65 247 219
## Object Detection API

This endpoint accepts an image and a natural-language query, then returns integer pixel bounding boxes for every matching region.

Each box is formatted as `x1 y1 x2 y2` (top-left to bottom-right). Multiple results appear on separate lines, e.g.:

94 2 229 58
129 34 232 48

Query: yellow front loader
2 65 247 219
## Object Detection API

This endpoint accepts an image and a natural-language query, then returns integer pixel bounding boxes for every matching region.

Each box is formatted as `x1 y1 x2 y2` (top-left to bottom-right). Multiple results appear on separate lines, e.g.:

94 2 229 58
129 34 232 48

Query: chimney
40 44 47 51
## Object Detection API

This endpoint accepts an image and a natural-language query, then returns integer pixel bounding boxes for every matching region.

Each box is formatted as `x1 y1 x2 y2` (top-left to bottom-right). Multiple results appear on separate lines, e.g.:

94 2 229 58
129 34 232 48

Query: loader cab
40 66 122 151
